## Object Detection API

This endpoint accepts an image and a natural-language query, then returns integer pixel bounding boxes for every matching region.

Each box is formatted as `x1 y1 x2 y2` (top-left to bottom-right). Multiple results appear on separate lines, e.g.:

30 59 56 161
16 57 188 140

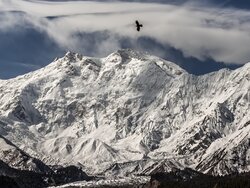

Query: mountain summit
0 49 249 176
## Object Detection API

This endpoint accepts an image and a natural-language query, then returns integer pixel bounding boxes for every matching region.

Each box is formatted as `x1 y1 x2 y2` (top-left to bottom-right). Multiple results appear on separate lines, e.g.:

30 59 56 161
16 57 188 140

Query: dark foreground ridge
1 165 250 188
146 168 250 188
0 160 92 188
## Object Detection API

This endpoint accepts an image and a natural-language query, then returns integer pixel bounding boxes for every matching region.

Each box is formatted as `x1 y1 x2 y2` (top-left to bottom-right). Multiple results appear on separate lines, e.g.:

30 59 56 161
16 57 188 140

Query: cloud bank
1 0 250 64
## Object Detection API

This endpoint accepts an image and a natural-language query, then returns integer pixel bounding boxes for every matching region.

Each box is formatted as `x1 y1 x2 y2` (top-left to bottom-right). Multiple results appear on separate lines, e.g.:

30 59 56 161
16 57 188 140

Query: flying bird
135 20 143 32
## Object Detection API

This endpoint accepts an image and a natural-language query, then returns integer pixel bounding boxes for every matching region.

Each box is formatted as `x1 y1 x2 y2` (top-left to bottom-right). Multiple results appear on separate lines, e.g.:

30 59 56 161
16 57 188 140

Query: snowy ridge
0 49 249 176
0 135 51 173
49 176 150 188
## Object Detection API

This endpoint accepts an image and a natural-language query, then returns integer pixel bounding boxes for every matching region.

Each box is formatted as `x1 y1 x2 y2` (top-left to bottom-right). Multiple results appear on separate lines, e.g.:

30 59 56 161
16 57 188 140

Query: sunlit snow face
0 0 250 78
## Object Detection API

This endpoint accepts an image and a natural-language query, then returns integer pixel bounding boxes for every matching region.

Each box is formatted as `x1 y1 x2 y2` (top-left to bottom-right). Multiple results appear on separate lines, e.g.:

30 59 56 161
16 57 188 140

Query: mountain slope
0 49 249 175
0 135 51 173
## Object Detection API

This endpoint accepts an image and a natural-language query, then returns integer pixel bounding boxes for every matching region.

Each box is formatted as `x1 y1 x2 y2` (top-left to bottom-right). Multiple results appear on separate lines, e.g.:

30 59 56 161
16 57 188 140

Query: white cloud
1 0 250 64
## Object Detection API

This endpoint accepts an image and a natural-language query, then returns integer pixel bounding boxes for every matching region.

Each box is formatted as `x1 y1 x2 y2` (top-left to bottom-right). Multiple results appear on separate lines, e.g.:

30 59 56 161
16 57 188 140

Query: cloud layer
1 0 250 64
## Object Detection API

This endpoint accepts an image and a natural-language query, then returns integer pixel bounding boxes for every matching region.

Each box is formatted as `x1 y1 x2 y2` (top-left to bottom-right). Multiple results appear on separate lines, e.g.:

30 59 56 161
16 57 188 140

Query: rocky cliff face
0 135 51 173
0 49 249 176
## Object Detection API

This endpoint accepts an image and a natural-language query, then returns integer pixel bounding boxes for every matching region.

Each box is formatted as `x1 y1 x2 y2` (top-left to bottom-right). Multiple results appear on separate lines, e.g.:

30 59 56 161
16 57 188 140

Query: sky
0 0 250 79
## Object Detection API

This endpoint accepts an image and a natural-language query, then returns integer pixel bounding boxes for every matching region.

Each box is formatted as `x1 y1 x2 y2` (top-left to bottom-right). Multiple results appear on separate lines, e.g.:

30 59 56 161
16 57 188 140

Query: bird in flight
135 20 143 32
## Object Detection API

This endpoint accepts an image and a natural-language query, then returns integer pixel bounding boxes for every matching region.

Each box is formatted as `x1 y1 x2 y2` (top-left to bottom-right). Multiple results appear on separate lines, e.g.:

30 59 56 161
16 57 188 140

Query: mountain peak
64 51 83 62
0 49 249 176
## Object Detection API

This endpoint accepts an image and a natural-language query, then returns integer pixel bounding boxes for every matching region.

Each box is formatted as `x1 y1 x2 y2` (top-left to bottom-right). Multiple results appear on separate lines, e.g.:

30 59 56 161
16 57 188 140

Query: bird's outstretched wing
135 20 143 31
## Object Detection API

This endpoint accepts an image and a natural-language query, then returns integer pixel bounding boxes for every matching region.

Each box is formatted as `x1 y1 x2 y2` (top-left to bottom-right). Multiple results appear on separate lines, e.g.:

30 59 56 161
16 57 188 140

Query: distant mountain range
0 49 249 181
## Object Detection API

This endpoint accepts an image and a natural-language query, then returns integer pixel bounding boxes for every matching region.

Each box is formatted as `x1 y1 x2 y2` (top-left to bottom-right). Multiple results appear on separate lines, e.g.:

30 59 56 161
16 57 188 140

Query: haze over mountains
0 49 249 181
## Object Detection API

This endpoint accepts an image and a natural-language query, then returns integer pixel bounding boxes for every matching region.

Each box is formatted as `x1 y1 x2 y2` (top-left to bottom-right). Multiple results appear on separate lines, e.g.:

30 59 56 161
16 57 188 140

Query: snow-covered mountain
0 135 51 173
0 49 249 176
